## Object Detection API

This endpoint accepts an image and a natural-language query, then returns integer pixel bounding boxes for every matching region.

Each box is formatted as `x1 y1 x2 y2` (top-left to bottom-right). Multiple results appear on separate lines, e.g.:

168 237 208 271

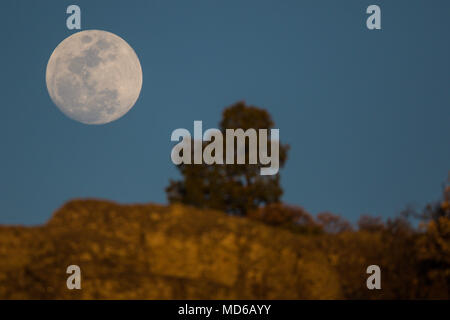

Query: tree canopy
166 101 289 215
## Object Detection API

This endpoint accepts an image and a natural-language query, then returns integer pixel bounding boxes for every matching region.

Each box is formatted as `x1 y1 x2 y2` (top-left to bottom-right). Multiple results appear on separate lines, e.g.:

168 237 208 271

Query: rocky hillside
0 200 342 299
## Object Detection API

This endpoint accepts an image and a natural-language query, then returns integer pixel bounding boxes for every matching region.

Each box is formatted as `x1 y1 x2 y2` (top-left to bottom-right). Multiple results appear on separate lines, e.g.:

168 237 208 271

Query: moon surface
46 30 143 124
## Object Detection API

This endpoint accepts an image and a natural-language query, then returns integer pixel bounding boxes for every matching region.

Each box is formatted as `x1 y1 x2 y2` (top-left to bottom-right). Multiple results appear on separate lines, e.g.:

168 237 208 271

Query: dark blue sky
1 0 449 225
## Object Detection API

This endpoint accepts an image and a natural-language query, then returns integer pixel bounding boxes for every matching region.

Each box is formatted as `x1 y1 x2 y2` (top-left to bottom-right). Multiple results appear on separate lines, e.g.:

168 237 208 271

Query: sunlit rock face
0 200 341 299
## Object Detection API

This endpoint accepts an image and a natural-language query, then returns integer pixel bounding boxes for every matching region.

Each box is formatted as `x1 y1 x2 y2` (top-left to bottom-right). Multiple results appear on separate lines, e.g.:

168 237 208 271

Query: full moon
46 30 143 124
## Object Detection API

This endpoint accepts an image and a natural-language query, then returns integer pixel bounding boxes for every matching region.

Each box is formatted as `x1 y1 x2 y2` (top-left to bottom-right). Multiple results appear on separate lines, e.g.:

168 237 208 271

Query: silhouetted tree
248 203 312 226
166 101 289 215
415 176 450 297
316 212 353 233
357 215 385 232
402 172 450 223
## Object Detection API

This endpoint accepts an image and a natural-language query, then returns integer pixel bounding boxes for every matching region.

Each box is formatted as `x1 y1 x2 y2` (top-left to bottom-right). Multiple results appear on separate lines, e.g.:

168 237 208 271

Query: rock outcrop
0 199 342 299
